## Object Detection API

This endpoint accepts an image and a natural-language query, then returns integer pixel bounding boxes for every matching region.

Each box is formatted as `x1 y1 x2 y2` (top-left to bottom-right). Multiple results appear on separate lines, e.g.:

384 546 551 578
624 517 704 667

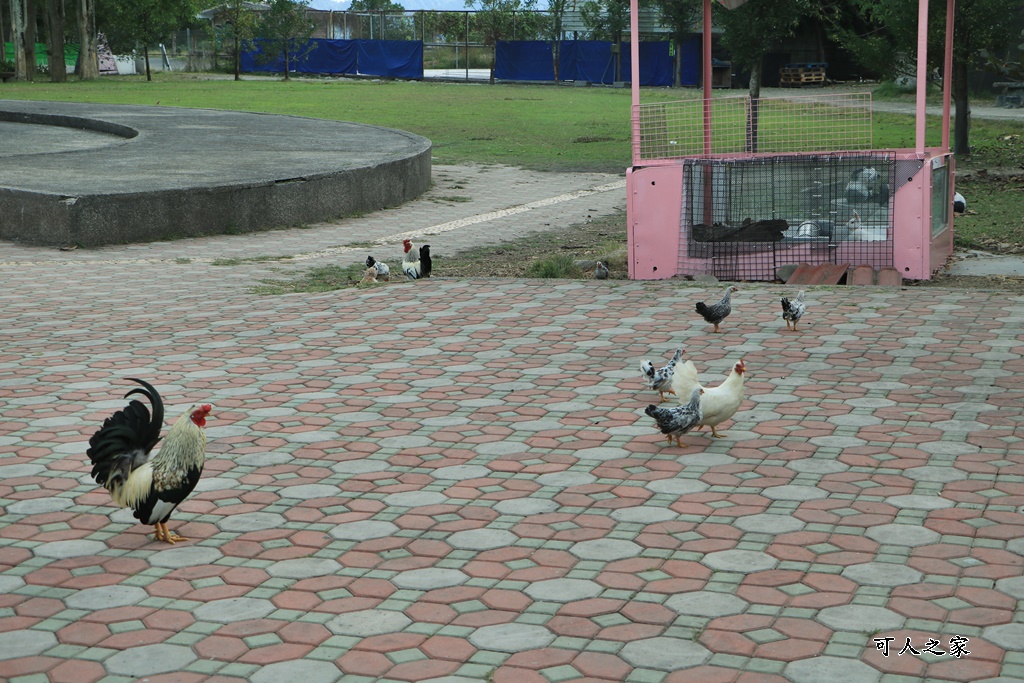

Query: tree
219 0 260 80
829 0 1022 155
654 0 700 87
77 0 99 79
45 0 68 82
547 0 568 82
98 0 197 80
579 0 630 81
467 0 541 84
348 0 407 40
714 0 815 151
259 0 315 79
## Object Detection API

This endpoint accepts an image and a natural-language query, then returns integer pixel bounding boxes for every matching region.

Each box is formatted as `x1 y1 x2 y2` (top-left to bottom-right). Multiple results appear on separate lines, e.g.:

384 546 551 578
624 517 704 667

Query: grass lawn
1 73 1021 246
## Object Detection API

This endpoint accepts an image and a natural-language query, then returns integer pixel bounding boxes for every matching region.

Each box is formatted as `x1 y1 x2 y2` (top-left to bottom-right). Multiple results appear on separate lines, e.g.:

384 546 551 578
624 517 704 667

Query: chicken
365 255 390 281
641 347 683 402
419 244 432 278
594 261 609 280
953 192 966 214
781 289 807 331
695 285 739 333
670 358 746 438
402 239 422 279
645 387 703 447
359 266 378 285
86 378 212 544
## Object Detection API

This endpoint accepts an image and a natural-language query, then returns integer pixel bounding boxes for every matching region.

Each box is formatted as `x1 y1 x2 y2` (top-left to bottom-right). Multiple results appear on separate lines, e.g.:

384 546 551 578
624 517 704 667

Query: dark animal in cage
693 218 789 243
845 166 890 206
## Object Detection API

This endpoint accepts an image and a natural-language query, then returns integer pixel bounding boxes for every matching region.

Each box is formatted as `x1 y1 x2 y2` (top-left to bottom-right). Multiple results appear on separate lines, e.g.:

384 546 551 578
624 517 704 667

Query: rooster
86 378 212 544
641 347 683 402
781 289 807 331
696 285 739 333
670 358 746 438
402 239 422 279
594 261 609 280
645 387 703 447
419 244 432 278
365 255 390 281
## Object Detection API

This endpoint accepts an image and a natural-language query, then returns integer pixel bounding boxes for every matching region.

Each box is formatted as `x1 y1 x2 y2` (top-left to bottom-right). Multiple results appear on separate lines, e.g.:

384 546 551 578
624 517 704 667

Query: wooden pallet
779 65 826 88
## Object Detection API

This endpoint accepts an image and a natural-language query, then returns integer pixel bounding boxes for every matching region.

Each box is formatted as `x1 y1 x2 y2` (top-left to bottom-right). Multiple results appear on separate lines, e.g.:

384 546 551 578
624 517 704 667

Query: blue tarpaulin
495 41 554 81
241 39 420 78
356 40 423 78
496 41 680 86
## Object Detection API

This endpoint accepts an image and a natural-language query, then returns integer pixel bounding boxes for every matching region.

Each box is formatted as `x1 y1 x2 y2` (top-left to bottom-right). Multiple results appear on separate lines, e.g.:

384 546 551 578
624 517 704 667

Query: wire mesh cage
635 93 873 161
681 154 895 281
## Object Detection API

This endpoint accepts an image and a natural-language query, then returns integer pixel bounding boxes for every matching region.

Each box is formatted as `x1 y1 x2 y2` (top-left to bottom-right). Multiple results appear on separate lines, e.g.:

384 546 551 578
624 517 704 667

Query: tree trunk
45 0 66 82
552 39 560 84
76 0 97 79
23 0 35 80
11 0 27 80
233 33 241 80
145 46 152 81
673 31 682 88
952 55 970 155
746 56 762 153
284 46 290 81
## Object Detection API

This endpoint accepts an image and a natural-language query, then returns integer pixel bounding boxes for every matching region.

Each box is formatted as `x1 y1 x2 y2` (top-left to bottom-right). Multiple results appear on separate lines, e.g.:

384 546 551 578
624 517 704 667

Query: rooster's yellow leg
164 528 188 544
711 426 727 438
153 523 167 543
658 390 668 402
713 323 720 333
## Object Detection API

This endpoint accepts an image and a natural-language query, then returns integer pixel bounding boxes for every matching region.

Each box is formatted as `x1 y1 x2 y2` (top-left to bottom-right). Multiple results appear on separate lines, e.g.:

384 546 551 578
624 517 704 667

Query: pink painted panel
627 165 684 280
892 160 928 280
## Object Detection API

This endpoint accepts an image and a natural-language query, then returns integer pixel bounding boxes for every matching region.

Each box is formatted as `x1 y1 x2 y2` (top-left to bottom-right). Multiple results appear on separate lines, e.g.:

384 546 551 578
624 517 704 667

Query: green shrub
526 253 584 278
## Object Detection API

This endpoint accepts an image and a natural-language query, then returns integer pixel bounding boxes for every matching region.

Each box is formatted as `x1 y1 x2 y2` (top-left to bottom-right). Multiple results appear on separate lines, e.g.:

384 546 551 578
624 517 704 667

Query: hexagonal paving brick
105 644 198 677
674 453 736 467
330 519 399 541
430 465 492 481
535 472 597 488
920 441 981 455
194 597 276 624
327 609 412 637
251 659 342 683
9 497 75 515
610 506 678 524
383 491 449 508
268 557 341 579
331 459 391 475
0 630 57 660
762 485 829 502
525 578 603 603
785 655 880 683
733 513 806 535
842 562 923 587
148 545 223 568
816 605 905 633
493 498 560 516
701 549 778 573
65 585 149 610
217 511 288 533
646 479 711 496
902 466 969 483
448 528 518 551
570 538 642 562
665 591 747 618
885 494 955 510
787 459 849 475
982 623 1024 651
865 524 940 547
392 568 469 591
277 484 341 499
468 623 555 653
995 576 1024 600
574 446 632 461
619 636 711 671
32 539 108 559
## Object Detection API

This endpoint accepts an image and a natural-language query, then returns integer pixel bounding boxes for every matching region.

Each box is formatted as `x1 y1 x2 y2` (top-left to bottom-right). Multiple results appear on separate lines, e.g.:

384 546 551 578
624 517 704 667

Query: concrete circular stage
0 101 432 247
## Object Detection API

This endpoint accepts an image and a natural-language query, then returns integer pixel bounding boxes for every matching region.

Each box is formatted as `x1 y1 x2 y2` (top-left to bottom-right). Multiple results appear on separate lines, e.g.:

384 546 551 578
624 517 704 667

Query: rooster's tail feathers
695 302 708 315
781 297 792 314
87 379 164 491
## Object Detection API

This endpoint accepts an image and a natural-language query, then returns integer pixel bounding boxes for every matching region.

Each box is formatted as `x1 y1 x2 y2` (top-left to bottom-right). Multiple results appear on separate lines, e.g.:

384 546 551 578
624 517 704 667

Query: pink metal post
942 0 955 150
915 0 930 153
703 0 713 157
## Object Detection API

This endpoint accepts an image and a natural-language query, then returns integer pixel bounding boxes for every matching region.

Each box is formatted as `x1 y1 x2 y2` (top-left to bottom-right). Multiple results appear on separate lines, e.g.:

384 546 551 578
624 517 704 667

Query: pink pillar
915 0 930 153
942 0 955 150
703 0 712 157
629 0 640 165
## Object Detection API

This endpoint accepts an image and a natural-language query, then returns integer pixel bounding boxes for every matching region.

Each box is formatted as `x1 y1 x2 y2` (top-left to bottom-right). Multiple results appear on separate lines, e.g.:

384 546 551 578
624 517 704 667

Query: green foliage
258 0 317 79
525 253 584 278
97 0 198 78
218 0 262 80
714 0 816 72
579 0 631 41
